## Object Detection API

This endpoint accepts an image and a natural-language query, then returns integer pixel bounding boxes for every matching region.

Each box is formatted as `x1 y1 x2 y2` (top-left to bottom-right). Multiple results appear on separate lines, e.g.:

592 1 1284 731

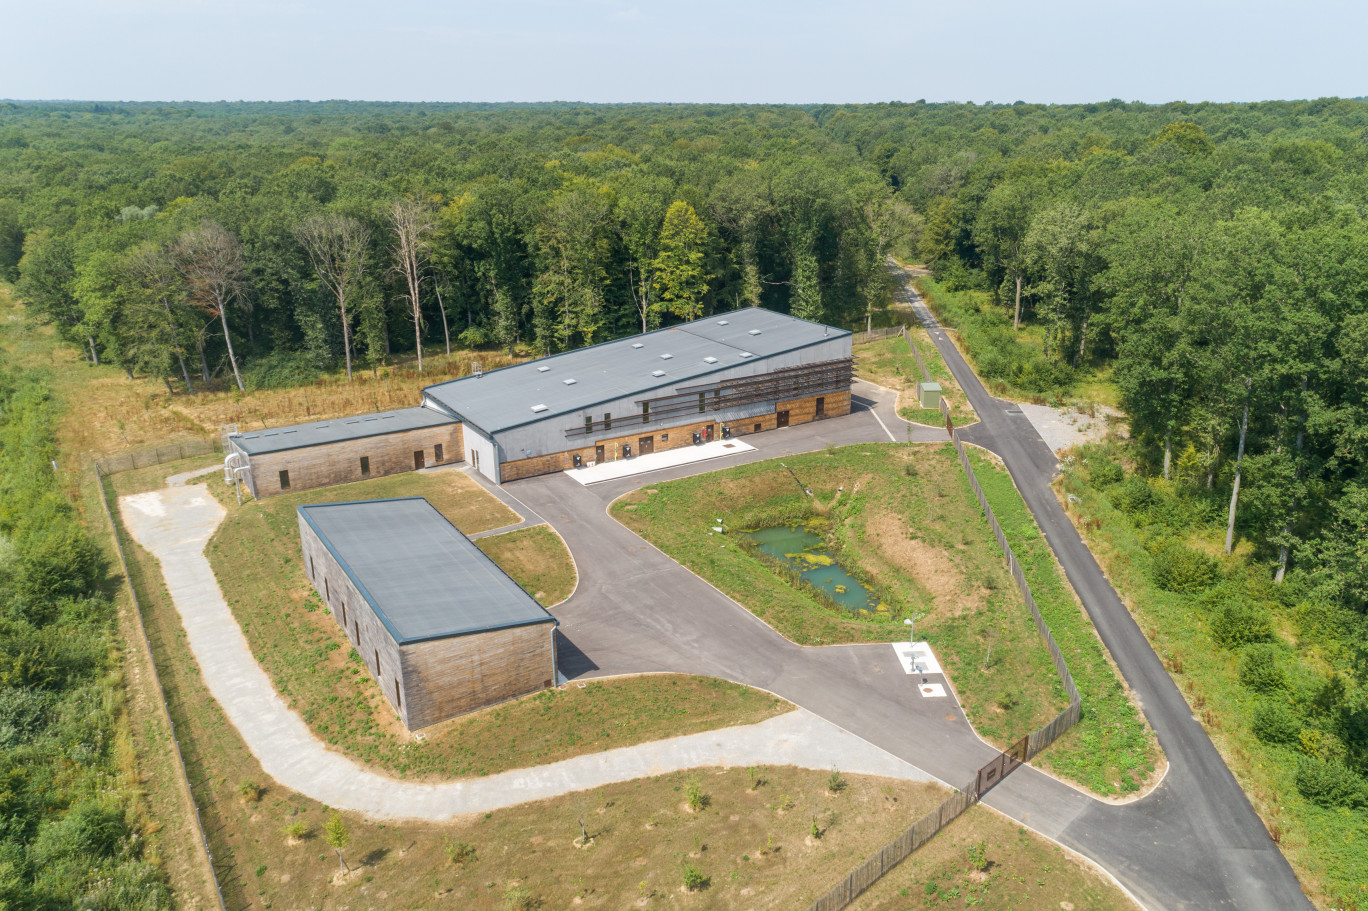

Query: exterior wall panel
247 423 463 499
399 623 556 729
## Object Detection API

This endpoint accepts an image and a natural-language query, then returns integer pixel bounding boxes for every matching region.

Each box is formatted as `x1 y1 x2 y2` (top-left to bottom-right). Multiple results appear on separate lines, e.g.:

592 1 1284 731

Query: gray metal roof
298 498 555 645
231 405 456 455
422 308 849 435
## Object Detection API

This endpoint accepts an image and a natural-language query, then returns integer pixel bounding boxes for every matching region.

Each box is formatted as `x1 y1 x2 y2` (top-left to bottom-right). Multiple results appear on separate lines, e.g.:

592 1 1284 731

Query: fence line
94 464 228 911
851 324 907 346
804 362 1083 911
95 437 219 476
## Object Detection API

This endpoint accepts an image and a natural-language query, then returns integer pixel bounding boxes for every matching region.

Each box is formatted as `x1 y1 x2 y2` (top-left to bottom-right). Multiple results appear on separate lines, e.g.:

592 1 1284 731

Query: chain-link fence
94 437 218 476
852 324 907 346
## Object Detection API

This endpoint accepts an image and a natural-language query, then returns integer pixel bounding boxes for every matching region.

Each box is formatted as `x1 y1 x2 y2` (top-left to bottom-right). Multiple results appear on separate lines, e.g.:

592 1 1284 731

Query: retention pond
741 524 883 613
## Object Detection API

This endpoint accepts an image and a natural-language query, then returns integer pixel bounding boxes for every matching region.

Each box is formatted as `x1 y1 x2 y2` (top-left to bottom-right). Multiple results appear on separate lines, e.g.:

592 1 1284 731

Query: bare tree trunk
163 375 174 395
219 301 245 392
1225 398 1249 555
88 336 99 365
434 282 451 356
1275 376 1308 583
1074 316 1089 368
177 351 193 393
1013 274 1022 330
198 338 210 386
1163 432 1172 481
339 294 353 380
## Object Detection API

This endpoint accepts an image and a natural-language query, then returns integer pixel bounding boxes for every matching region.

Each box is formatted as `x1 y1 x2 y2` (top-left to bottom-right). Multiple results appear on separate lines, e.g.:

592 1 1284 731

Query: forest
1 98 1367 904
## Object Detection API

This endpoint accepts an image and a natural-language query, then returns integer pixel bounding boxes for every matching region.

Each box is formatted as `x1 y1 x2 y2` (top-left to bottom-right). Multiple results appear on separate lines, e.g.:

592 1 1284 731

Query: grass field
128 461 791 779
476 524 578 608
613 443 1159 797
854 334 976 427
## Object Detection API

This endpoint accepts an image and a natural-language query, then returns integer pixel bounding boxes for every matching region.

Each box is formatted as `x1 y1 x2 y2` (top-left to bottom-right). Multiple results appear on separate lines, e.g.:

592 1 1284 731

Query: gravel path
117 484 936 822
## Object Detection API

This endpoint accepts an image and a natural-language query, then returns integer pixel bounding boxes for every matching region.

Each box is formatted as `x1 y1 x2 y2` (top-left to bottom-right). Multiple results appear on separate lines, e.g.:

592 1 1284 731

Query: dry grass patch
864 513 985 617
475 525 577 607
854 334 976 428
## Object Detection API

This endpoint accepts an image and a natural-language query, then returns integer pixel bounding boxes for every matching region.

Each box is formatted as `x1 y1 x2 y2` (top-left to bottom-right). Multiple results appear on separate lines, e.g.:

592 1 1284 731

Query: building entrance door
777 410 790 428
594 444 605 464
413 450 425 469
638 435 654 455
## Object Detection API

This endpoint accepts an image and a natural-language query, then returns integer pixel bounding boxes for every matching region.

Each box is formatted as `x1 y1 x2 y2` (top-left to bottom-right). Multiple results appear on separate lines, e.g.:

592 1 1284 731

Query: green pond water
742 525 883 613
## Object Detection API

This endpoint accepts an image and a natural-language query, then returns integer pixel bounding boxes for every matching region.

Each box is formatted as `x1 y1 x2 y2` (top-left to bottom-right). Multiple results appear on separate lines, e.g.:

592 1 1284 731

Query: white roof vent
748 328 762 336
563 378 577 385
660 353 673 360
739 351 753 358
717 319 729 325
531 404 548 413
703 356 718 364
651 369 666 377
632 343 645 349
537 365 551 372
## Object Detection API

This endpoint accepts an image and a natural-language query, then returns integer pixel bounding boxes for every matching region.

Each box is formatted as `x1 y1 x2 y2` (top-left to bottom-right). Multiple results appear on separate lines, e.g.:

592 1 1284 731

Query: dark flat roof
298 498 555 645
231 406 456 456
422 308 849 436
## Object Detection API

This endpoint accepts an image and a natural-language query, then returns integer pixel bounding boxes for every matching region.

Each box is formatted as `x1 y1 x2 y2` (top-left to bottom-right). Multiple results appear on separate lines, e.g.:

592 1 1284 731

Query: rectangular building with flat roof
297 497 557 729
422 308 852 483
228 405 462 499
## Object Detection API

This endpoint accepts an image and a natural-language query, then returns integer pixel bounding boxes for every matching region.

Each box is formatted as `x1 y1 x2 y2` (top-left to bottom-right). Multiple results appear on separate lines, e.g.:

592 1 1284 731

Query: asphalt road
500 308 1312 908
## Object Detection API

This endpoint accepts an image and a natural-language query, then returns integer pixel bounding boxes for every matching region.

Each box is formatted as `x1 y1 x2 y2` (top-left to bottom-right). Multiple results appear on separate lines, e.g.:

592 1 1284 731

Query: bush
1149 539 1218 593
681 862 709 892
458 325 490 348
1238 644 1287 694
1089 460 1125 487
445 838 476 865
684 776 708 812
1295 757 1366 809
282 820 311 840
1251 701 1300 745
243 351 322 391
29 799 130 864
1210 602 1274 649
1111 477 1158 515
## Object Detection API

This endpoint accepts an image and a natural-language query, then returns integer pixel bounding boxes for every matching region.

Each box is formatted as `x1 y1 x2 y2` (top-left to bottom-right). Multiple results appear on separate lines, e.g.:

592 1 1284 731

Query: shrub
501 885 534 910
684 776 708 812
1210 602 1273 649
1251 701 1300 745
282 820 311 840
243 350 322 390
827 767 847 793
237 780 263 803
1089 460 1125 487
445 838 476 865
1111 477 1158 516
1294 757 1366 809
29 799 130 864
458 325 490 348
681 863 709 892
1149 540 1219 593
1238 644 1287 694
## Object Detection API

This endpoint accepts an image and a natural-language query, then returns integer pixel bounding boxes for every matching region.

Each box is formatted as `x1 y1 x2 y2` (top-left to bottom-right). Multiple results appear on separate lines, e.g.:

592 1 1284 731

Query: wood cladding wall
499 390 850 482
243 423 464 499
299 512 556 730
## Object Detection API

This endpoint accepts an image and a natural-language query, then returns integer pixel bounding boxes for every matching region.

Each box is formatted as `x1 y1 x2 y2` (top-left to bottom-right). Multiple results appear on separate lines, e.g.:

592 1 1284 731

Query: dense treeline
0 362 171 908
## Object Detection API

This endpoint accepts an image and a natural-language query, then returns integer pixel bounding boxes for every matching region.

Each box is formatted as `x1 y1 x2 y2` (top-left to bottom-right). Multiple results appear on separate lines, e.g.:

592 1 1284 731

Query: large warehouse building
227 308 852 493
421 308 853 483
297 497 558 729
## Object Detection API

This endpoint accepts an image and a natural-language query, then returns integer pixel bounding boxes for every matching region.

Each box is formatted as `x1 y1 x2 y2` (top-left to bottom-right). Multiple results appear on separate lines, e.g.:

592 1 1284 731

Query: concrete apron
118 484 936 822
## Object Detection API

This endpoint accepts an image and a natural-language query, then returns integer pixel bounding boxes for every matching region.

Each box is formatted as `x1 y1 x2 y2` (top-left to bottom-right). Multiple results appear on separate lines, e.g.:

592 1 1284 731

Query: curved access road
898 271 1310 910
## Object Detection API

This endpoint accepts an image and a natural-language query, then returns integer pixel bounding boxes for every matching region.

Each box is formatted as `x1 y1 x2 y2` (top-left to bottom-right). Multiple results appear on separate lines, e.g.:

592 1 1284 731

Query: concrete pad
892 642 942 675
119 484 938 822
564 438 756 485
918 684 947 698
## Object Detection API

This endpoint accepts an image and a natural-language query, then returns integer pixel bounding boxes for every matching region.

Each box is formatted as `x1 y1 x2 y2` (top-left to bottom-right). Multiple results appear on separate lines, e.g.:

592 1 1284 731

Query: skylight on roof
703 356 718 364
748 329 762 336
563 378 576 385
739 351 753 358
717 319 729 325
651 369 666 377
632 343 644 349
531 404 548 413
537 366 551 372
660 353 673 360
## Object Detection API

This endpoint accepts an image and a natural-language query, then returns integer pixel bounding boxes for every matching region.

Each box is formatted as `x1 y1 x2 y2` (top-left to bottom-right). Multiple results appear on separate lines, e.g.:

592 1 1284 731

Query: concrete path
117 485 936 823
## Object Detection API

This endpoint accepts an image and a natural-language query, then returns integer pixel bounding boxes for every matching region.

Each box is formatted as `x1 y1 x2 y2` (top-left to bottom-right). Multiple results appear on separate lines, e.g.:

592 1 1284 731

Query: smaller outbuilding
297 497 557 730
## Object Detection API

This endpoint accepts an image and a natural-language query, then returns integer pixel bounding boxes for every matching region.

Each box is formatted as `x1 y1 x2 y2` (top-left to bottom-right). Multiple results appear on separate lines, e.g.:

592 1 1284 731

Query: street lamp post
904 616 914 648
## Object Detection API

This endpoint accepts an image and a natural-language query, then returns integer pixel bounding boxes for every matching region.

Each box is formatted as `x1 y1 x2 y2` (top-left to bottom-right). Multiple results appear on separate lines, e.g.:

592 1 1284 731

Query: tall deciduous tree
388 198 437 372
177 220 249 392
652 201 711 322
296 214 370 380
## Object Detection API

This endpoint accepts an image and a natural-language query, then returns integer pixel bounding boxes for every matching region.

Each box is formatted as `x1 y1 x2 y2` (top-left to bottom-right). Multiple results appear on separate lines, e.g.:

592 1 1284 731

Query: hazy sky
3 0 1364 105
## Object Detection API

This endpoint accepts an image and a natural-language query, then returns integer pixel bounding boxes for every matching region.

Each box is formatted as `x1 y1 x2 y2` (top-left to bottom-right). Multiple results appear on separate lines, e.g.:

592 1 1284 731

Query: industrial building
226 405 461 499
227 308 852 493
297 497 558 729
421 308 853 483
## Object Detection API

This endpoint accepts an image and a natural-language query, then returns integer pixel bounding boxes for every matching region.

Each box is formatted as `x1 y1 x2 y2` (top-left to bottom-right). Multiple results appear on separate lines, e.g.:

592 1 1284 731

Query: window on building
279 469 290 490
434 443 444 462
642 401 650 423
661 433 668 441
324 578 329 602
308 555 314 578
816 396 826 417
754 423 762 433
698 392 706 413
360 456 370 475
395 679 402 709
604 412 612 430
585 416 593 435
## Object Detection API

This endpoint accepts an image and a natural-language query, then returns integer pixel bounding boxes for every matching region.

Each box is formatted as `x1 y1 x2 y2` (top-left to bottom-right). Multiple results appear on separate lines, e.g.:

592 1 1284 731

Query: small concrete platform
563 438 756 485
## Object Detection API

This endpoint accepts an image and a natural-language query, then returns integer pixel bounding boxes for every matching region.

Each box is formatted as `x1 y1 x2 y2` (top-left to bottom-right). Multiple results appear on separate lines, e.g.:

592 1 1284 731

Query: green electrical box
918 381 942 410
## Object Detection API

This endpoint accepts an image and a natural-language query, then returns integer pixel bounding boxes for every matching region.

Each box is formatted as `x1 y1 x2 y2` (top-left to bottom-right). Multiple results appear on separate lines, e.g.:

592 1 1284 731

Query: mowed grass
475 525 577 608
124 463 787 780
852 805 1138 911
965 448 1159 796
613 443 1158 797
615 444 1063 748
855 335 976 427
